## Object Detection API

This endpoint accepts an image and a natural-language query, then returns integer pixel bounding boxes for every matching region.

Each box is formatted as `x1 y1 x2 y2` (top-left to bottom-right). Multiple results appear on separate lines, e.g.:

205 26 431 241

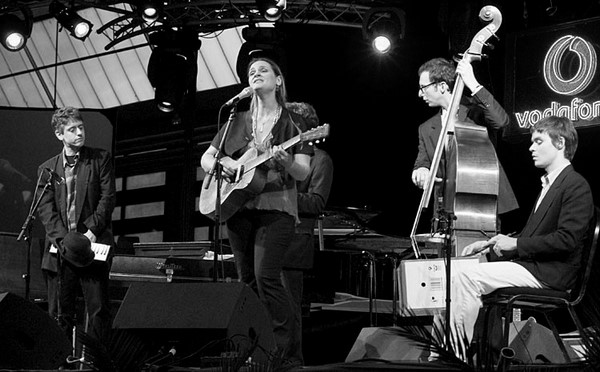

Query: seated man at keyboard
448 116 595 359
37 107 116 346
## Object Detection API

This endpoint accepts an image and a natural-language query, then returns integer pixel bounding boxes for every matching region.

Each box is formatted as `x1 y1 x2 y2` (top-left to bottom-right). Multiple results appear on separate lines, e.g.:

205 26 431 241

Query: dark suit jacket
413 87 519 215
283 148 333 269
37 146 116 272
503 165 594 291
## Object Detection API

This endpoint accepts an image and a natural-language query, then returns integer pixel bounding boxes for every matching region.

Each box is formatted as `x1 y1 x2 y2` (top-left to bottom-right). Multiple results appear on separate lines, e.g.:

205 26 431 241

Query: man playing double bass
411 57 518 232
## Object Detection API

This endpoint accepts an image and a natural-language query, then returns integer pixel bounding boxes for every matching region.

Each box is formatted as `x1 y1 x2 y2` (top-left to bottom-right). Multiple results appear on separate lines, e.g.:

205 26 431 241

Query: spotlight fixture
147 29 201 113
138 0 163 23
236 26 286 83
256 0 286 22
0 13 31 52
49 1 93 41
362 7 405 55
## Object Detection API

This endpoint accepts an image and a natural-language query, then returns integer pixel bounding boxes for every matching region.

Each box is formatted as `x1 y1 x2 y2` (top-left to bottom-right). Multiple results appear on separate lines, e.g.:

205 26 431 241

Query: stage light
362 7 405 55
147 29 201 113
139 0 163 23
256 0 286 22
373 35 392 54
0 14 30 51
236 26 287 83
49 1 93 41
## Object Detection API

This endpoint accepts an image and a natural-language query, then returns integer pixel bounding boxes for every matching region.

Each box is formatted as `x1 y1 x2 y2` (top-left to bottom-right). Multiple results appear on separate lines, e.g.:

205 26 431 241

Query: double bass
410 6 503 258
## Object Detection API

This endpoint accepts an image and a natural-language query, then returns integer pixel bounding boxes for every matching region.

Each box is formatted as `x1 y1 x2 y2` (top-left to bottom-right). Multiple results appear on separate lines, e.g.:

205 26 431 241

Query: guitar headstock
301 123 330 144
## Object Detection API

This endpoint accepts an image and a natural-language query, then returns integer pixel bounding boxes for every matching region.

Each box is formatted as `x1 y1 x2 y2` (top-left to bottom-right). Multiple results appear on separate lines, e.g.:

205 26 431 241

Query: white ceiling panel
0 3 243 109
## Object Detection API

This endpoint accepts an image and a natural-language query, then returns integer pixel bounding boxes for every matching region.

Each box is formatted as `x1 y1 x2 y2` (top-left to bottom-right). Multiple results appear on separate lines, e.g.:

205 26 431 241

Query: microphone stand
204 102 240 282
438 208 455 355
16 175 53 300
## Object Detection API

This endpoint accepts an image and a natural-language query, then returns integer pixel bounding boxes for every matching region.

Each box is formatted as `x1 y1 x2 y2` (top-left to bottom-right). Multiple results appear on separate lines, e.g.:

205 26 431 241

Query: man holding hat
37 107 116 345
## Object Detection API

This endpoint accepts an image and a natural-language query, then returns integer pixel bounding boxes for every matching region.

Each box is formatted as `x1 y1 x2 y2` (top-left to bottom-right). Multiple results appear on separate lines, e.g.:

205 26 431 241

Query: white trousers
439 261 545 357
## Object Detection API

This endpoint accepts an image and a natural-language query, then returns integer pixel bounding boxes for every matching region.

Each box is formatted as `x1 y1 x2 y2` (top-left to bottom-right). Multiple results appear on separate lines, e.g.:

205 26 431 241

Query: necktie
64 158 78 231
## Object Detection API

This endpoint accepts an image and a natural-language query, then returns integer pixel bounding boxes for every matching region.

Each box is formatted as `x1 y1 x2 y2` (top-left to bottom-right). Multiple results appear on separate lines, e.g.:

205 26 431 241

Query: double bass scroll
409 6 503 258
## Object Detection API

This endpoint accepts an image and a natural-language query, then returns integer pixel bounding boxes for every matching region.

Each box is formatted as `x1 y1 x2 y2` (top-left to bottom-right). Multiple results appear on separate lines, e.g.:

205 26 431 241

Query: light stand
204 102 239 282
17 172 53 300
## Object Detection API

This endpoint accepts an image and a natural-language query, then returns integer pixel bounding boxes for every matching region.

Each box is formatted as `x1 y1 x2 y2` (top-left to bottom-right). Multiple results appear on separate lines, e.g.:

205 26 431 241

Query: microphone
224 87 253 106
44 168 64 185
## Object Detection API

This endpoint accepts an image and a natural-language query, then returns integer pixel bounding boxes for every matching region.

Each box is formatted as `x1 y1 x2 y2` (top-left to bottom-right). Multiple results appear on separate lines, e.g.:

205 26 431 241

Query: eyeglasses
419 81 438 93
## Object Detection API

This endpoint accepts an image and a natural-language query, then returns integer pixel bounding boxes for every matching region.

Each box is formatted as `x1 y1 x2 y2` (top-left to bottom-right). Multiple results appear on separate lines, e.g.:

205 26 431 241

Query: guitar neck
244 135 301 172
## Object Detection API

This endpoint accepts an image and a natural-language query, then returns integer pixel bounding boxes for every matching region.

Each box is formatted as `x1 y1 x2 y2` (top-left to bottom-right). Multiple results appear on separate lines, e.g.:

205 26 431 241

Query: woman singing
200 57 312 359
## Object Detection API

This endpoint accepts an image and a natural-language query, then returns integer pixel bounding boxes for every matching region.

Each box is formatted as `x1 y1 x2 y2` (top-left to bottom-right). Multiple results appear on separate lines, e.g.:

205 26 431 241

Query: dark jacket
37 146 116 272
413 87 519 215
502 165 594 291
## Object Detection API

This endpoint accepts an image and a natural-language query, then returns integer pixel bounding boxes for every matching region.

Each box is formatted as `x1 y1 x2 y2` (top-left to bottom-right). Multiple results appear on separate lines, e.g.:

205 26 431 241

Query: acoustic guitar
199 124 330 222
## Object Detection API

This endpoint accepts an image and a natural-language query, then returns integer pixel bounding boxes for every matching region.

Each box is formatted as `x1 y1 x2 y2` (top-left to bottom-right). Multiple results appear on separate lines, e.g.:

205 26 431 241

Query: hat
60 232 95 267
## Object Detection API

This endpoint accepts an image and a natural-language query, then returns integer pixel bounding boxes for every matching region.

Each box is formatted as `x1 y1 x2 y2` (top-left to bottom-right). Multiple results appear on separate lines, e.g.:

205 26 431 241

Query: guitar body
199 148 267 222
198 123 330 222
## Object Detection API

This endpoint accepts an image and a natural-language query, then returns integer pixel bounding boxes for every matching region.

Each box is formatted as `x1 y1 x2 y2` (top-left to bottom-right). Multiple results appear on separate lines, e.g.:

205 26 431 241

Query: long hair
286 102 319 130
247 57 287 111
531 115 578 161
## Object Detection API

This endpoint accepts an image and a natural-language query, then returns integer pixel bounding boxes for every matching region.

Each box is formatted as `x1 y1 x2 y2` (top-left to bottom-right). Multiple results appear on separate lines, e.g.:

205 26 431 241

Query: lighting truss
90 0 372 50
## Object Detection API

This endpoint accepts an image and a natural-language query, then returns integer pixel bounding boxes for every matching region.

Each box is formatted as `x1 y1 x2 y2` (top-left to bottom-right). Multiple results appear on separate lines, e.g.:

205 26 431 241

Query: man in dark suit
454 116 595 357
37 107 116 345
412 58 518 231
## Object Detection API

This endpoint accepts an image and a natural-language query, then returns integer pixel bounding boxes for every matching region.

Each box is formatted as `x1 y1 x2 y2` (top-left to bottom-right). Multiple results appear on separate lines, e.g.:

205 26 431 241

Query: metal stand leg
364 251 376 326
390 255 399 326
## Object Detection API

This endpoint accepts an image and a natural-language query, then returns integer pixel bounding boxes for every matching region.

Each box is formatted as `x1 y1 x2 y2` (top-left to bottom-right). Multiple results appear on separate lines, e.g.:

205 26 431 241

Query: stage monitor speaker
113 282 275 363
508 317 569 364
0 291 72 369
346 327 425 363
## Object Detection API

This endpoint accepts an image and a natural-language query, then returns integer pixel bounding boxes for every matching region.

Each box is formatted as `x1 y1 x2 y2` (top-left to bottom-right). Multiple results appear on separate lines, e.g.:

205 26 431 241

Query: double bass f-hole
409 6 502 258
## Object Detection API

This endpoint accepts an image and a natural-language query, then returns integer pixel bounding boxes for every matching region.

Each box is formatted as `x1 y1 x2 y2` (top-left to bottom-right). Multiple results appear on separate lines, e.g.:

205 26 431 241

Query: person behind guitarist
200 57 313 361
282 102 333 367
411 57 518 232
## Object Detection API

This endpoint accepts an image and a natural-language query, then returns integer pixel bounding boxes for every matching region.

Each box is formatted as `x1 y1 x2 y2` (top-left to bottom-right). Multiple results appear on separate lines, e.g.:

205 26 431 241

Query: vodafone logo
543 35 597 96
514 34 600 129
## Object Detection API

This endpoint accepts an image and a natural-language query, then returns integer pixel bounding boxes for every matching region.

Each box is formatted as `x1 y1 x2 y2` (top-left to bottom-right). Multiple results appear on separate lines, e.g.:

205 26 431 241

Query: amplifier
109 255 237 283
133 241 213 258
397 256 484 315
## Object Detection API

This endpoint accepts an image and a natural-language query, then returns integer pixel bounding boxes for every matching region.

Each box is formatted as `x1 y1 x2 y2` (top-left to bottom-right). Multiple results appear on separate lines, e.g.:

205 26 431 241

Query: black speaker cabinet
508 317 568 364
0 292 72 369
113 282 275 364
